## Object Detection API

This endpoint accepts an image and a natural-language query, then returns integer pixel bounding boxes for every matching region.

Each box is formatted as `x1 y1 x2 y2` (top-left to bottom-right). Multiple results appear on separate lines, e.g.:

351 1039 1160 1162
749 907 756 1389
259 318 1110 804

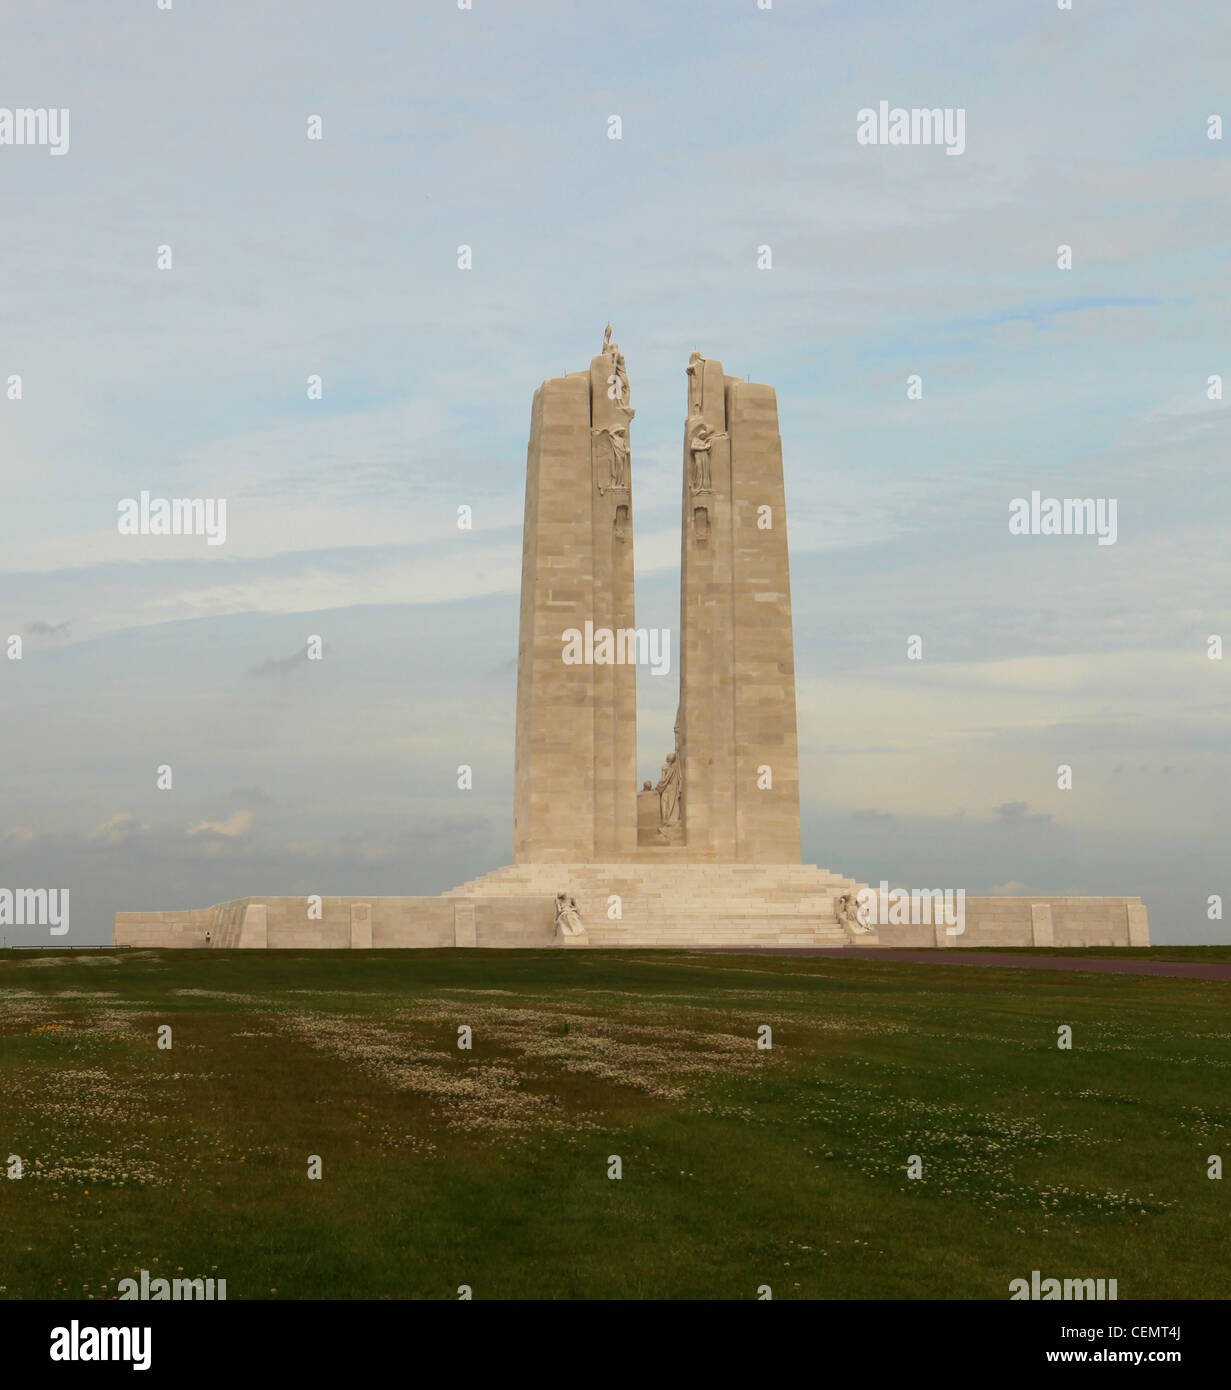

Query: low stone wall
250 898 455 950
114 892 1147 950
874 897 1148 949
114 895 559 949
112 909 214 948
472 897 564 947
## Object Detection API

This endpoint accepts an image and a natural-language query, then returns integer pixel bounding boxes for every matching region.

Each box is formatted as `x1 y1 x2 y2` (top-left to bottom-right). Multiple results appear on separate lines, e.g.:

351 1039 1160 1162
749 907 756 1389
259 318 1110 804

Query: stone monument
114 330 1149 951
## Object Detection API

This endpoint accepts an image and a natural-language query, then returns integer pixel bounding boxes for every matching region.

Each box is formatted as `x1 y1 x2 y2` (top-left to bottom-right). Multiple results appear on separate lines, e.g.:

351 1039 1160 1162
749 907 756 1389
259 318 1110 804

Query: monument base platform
112 877 1147 951
445 861 875 948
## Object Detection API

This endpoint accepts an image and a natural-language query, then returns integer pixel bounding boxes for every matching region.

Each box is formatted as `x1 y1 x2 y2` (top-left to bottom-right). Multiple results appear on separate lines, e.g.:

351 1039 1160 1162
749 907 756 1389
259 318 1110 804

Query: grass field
2 947 1228 1300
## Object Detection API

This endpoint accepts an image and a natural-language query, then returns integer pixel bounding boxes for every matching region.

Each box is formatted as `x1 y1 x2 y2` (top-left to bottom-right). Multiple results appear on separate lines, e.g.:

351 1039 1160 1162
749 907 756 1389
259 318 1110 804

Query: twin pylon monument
477 326 872 948
115 330 1147 950
514 325 803 867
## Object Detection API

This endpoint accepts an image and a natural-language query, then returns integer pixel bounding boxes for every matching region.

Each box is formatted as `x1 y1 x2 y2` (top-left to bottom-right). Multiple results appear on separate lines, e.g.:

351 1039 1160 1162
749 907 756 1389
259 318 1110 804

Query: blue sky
1 0 1228 943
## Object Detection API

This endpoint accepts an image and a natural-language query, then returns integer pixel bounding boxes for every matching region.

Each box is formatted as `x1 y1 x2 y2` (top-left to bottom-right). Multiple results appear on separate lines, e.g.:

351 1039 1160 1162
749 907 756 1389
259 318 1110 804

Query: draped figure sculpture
655 750 682 827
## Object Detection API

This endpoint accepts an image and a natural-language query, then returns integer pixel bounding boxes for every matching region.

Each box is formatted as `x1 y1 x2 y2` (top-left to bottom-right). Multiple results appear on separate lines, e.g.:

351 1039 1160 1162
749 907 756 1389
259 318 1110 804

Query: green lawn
910 945 1231 962
2 947 1228 1300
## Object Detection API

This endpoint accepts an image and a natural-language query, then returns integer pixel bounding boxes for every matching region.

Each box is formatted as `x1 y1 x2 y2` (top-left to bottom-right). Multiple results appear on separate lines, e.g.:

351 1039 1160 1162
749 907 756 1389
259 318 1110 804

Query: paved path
709 948 1231 981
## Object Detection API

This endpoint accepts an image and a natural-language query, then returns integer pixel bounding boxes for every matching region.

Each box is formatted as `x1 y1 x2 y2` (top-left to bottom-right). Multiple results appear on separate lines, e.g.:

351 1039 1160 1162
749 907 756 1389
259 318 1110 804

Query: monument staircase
444 861 876 948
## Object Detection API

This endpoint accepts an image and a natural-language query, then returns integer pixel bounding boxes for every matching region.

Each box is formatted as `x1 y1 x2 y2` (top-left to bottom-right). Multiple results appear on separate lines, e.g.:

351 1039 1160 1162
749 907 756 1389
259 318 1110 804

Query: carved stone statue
836 893 873 936
608 425 629 489
686 350 707 415
595 424 630 494
601 324 631 411
554 891 585 937
688 421 714 494
655 750 682 826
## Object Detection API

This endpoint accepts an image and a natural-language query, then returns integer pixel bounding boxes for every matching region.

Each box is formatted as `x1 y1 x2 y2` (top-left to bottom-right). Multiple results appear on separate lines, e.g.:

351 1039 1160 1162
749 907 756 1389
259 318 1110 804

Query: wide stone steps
442 861 876 947
447 866 861 892
587 923 848 945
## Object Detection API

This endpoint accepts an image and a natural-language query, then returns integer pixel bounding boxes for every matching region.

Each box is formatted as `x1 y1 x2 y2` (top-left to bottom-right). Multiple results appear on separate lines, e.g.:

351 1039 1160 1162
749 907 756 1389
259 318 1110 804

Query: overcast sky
2 0 1228 944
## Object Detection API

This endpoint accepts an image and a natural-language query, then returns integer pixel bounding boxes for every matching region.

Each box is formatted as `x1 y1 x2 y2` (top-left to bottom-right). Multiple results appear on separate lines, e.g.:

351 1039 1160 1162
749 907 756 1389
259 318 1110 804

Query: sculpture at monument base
554 893 586 939
836 893 874 937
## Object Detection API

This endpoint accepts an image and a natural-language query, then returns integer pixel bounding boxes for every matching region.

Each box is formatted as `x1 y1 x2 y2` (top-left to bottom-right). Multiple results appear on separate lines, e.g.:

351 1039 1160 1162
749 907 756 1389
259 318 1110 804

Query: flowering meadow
1 947 1228 1299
